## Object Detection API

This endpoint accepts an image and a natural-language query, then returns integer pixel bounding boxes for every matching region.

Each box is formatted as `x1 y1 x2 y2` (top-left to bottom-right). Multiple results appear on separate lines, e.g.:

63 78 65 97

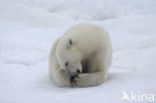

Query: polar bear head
56 38 82 81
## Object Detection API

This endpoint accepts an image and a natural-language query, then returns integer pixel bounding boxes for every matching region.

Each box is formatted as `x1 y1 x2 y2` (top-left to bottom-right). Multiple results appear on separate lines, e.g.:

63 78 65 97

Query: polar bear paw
72 73 90 87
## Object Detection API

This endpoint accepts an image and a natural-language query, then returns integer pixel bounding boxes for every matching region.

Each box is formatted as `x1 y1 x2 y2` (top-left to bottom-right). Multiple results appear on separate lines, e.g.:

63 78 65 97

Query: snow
0 0 156 103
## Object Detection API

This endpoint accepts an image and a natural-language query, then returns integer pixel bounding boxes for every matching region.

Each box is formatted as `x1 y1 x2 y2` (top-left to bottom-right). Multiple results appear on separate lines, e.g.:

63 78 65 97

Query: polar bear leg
73 53 108 87
74 72 106 87
54 69 72 87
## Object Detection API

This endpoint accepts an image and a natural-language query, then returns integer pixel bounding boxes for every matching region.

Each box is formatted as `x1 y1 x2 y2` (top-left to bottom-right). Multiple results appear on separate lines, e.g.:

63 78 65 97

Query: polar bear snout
69 69 80 82
70 75 76 82
77 69 80 73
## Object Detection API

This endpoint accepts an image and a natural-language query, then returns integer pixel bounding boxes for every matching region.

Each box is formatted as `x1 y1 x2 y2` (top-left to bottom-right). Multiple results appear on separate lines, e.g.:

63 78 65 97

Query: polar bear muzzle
65 66 80 82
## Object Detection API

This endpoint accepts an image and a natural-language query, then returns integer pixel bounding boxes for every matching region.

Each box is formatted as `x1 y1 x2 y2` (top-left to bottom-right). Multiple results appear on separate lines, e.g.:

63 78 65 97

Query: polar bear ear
69 39 72 45
67 39 73 49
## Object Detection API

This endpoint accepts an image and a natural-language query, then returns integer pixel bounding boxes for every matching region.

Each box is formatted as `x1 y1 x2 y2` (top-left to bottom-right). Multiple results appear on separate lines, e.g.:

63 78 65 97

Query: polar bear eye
65 62 68 67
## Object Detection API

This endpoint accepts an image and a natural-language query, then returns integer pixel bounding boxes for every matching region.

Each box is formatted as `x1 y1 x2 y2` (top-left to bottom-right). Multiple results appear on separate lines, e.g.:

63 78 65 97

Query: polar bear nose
77 69 80 73
70 70 80 82
70 75 75 82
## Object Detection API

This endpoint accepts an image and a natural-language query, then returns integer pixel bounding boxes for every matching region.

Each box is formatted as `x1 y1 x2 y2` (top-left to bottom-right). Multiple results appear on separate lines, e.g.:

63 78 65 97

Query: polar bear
49 23 112 87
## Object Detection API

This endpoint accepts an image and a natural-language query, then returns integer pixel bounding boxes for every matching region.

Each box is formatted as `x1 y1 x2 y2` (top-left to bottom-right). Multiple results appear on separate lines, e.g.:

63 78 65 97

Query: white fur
49 23 112 87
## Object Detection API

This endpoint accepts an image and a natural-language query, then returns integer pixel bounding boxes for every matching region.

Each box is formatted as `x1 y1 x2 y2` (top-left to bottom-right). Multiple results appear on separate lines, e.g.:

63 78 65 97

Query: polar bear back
62 23 111 57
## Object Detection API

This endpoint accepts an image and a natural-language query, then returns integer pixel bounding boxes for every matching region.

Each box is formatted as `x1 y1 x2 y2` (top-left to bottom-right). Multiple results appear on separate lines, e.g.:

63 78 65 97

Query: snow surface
0 0 156 103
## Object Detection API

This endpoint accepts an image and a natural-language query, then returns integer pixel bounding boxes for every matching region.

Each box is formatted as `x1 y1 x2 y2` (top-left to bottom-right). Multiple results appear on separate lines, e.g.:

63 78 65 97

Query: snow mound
0 1 75 27
3 0 156 21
